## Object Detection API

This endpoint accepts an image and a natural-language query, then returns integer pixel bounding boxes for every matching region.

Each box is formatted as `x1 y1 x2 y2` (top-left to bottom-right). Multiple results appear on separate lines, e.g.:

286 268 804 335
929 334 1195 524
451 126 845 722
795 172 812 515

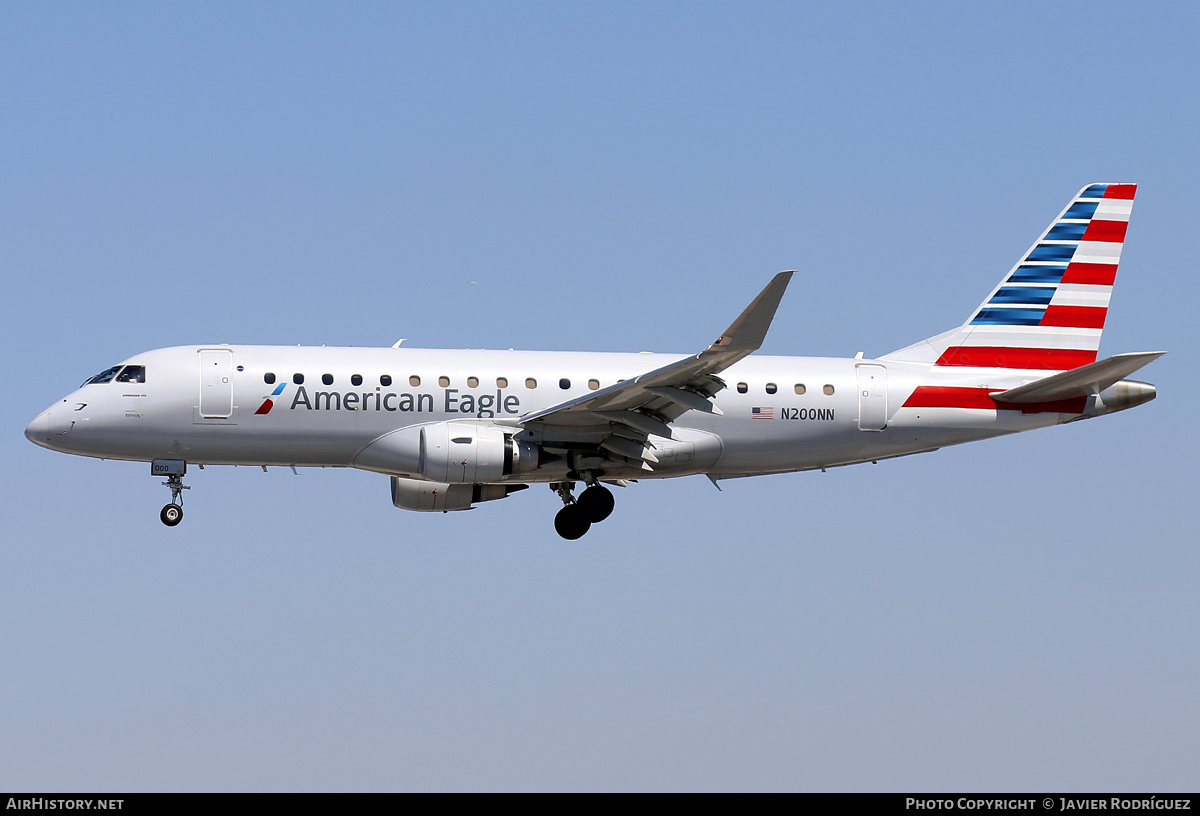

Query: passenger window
497 377 508 388
381 375 393 386
293 374 305 385
823 384 835 396
351 374 363 387
525 378 537 389
83 365 123 386
559 378 571 389
467 376 479 388
322 374 334 386
737 382 748 394
409 376 420 387
264 373 276 385
438 376 450 387
116 366 146 384
765 383 777 394
588 379 600 390
794 384 806 395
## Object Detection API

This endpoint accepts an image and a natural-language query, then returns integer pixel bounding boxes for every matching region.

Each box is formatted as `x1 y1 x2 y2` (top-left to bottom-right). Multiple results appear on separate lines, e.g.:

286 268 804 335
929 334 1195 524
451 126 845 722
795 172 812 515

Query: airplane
25 183 1163 539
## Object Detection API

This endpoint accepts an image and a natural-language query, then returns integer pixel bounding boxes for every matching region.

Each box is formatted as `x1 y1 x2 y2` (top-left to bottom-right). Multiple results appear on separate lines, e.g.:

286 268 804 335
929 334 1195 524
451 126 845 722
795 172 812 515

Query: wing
519 271 793 472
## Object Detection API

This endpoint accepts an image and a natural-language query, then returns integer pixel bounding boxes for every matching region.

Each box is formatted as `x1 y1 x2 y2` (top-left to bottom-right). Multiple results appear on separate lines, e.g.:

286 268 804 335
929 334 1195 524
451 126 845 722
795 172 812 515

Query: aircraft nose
25 410 52 448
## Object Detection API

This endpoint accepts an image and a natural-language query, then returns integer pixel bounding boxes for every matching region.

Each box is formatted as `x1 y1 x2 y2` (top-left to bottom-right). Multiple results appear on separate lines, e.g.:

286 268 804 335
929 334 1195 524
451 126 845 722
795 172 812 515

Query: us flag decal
751 407 774 420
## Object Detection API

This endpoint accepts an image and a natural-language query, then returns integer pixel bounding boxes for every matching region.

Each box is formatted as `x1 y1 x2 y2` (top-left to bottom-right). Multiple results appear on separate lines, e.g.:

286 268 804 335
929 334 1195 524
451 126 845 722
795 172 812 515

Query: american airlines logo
255 382 287 415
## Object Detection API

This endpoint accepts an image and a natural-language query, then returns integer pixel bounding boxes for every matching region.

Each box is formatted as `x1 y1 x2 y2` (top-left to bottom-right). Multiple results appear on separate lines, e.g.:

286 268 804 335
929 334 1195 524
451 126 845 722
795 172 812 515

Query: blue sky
3 2 1197 791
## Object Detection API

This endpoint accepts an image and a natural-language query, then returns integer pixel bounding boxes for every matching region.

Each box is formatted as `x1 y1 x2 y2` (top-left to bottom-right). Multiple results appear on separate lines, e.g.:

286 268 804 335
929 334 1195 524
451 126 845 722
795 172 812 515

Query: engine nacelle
390 476 528 512
353 421 541 482
420 422 539 484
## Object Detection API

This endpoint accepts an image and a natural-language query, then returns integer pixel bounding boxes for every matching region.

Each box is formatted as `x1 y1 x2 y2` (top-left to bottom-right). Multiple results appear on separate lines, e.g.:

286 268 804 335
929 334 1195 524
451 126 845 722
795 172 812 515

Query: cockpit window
116 365 146 384
83 365 123 386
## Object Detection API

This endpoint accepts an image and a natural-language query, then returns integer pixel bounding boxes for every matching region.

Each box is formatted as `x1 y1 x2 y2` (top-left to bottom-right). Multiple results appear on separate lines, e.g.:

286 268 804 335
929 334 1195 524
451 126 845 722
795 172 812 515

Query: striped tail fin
885 183 1136 371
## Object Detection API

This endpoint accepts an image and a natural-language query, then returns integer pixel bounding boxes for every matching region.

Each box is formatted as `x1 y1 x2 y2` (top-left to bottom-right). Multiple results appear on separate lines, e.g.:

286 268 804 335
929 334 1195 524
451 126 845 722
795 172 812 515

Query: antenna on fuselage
391 339 406 348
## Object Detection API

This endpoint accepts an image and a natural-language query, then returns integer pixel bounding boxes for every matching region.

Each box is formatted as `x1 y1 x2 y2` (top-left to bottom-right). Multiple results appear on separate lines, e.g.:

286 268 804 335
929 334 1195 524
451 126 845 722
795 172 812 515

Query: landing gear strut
153 459 189 527
551 478 616 540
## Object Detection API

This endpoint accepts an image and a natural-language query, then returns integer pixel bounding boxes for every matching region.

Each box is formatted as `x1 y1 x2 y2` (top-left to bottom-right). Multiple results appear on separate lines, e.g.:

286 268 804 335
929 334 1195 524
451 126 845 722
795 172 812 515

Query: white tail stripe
1072 243 1123 263
1095 201 1134 220
949 328 1100 351
1051 285 1113 307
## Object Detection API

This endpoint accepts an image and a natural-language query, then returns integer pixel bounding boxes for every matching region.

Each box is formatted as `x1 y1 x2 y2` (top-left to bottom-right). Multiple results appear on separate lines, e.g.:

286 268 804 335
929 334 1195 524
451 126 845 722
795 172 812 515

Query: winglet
707 271 794 354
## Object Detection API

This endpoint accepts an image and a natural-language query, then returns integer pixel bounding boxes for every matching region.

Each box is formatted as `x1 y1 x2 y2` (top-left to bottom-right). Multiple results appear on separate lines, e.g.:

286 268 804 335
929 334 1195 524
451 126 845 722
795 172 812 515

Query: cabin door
198 349 235 419
856 364 887 431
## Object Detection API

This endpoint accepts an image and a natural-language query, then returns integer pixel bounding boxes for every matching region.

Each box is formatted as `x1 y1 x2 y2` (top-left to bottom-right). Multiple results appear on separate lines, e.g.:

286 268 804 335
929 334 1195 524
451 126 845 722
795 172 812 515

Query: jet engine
418 422 540 483
390 476 528 512
353 421 542 483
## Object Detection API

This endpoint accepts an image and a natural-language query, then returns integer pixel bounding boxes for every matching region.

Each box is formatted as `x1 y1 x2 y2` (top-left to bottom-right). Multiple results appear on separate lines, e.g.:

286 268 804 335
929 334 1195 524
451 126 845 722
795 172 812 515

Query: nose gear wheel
160 503 183 526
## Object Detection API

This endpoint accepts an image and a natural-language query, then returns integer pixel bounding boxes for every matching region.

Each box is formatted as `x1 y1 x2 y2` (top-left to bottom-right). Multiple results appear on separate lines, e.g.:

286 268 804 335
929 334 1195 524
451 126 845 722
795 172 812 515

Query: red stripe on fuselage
1040 305 1108 329
1017 397 1088 414
934 347 1097 370
902 386 1086 414
903 386 1002 409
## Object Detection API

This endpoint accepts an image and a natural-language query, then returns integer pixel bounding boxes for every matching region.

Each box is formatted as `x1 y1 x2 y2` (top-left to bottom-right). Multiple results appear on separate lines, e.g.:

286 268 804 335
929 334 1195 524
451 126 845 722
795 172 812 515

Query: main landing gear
152 459 189 527
551 478 615 540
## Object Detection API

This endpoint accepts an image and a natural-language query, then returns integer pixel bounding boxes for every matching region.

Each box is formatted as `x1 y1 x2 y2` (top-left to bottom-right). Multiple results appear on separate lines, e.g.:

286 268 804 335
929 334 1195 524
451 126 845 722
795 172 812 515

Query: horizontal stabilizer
991 351 1165 404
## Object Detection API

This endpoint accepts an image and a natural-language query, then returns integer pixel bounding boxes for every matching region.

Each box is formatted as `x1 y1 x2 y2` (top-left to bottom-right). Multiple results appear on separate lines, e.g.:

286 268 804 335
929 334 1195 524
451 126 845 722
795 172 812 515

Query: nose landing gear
551 477 616 540
160 500 184 527
152 459 189 527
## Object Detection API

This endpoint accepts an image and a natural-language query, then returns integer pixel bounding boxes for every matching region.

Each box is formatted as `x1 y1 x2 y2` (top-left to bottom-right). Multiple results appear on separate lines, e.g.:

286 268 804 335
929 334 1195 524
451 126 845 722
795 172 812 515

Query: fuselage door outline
198 348 235 419
856 363 887 432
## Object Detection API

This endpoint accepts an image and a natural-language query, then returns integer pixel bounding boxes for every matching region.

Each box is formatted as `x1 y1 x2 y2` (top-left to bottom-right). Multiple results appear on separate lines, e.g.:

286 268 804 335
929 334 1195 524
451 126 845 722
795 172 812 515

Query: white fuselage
26 344 1066 482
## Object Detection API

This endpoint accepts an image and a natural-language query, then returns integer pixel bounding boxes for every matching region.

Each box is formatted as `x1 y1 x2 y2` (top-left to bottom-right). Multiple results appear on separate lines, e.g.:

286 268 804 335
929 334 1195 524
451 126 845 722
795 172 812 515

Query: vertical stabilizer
884 183 1136 371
